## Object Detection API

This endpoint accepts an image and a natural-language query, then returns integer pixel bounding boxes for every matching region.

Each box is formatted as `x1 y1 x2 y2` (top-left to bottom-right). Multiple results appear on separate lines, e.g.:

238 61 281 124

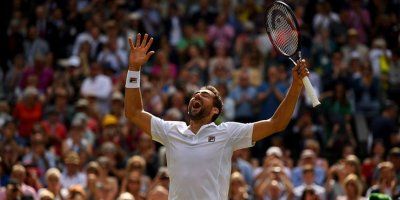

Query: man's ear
212 107 219 115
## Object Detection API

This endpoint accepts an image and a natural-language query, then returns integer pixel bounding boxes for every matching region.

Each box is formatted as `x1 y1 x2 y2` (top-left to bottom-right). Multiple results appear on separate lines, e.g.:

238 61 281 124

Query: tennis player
125 33 309 199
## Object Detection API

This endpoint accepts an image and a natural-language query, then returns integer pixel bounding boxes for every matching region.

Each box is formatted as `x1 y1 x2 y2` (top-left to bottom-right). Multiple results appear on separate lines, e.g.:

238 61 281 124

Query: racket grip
302 77 321 107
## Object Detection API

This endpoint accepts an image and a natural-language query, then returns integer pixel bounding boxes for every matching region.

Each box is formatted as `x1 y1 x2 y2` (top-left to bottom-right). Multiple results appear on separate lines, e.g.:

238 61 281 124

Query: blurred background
0 0 399 199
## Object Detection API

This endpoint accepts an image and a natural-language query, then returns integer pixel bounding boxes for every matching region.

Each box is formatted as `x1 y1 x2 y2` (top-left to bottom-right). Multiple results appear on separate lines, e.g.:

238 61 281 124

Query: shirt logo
130 77 138 83
208 136 215 142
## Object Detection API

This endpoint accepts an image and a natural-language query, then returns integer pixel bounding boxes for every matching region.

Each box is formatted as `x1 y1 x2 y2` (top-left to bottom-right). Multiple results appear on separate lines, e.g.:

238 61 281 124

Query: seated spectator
80 62 113 115
147 185 169 200
229 171 251 200
300 187 320 200
62 114 92 156
125 155 151 195
293 165 326 200
371 101 398 148
23 26 49 65
337 174 367 200
67 185 86 200
97 38 128 74
366 161 398 198
121 170 145 200
229 71 257 123
326 162 347 199
9 164 38 199
292 150 326 187
22 133 57 180
0 178 35 200
255 166 294 200
20 53 54 94
362 139 386 185
41 168 68 200
13 86 43 140
38 188 55 200
341 29 369 64
352 63 380 119
61 152 86 189
92 156 118 200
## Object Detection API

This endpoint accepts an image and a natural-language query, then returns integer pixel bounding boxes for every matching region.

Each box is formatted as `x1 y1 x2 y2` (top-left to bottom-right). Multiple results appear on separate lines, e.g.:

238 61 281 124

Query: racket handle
302 77 321 107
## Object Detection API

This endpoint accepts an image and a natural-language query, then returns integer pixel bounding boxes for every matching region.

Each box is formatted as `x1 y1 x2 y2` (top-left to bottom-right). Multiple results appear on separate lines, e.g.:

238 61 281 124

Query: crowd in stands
0 0 400 199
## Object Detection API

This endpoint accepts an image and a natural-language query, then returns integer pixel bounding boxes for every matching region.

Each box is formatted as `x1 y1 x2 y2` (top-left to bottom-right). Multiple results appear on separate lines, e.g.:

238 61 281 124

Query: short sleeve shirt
151 116 254 200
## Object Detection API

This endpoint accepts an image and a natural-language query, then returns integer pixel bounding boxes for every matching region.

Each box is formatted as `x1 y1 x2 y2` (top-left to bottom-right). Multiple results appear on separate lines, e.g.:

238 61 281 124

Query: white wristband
125 71 140 88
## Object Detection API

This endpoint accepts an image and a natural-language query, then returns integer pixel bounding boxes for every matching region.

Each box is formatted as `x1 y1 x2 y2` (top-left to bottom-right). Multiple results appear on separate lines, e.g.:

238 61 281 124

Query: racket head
265 1 301 57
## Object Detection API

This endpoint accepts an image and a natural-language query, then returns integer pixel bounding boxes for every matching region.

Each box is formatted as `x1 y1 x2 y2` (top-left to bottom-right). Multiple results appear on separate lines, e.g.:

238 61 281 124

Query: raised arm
252 60 308 142
125 33 155 135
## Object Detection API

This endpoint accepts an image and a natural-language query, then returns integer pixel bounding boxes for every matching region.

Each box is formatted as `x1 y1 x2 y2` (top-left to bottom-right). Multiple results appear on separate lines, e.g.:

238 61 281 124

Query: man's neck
189 119 212 134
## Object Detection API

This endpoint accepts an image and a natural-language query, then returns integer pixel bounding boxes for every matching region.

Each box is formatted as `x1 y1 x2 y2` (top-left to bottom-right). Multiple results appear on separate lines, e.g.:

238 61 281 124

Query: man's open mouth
192 101 202 109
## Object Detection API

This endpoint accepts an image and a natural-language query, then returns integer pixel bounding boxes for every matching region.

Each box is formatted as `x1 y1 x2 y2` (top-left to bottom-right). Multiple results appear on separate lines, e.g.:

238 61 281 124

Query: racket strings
266 4 299 56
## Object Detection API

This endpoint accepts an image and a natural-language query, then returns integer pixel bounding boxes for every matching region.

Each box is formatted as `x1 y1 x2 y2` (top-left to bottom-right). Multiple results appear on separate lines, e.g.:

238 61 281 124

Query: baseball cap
389 147 400 157
266 146 283 158
301 149 316 159
117 192 134 200
102 114 118 127
64 152 80 165
111 91 124 101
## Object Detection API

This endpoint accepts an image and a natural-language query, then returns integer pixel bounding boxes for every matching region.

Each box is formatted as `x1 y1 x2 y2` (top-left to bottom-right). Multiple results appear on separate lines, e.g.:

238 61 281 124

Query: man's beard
188 101 211 121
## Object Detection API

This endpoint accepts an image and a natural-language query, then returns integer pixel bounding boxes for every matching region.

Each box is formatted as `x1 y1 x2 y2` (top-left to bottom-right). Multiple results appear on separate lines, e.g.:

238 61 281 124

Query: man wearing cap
291 149 326 187
60 152 86 189
293 165 326 200
341 28 369 64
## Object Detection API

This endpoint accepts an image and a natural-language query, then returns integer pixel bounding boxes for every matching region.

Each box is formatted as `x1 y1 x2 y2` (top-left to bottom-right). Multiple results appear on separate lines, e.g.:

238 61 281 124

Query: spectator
38 188 55 200
229 172 251 200
341 29 369 64
229 71 257 123
72 25 106 58
80 62 113 115
232 149 253 187
97 38 128 74
312 1 340 32
62 114 92 156
92 156 118 200
136 0 161 37
41 168 68 200
292 150 326 187
345 0 371 44
20 53 54 93
23 26 49 65
362 139 386 185
22 133 57 179
4 54 26 102
60 152 86 189
366 161 398 198
293 165 326 200
337 174 367 200
300 187 320 200
13 87 43 140
352 63 381 119
255 166 294 200
40 109 68 156
371 101 398 148
257 66 288 120
121 170 145 200
369 38 392 77
9 164 38 199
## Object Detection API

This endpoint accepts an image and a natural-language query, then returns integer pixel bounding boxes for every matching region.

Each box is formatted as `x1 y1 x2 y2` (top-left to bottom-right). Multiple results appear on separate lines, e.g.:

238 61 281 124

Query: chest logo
208 136 215 142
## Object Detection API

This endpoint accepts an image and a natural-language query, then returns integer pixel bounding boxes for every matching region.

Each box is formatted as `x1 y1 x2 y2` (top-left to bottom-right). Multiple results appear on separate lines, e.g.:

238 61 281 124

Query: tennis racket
265 1 321 107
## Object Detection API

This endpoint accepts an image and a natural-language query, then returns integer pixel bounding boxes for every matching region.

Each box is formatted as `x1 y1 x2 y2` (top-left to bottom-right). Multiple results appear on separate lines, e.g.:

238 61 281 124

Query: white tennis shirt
151 116 254 200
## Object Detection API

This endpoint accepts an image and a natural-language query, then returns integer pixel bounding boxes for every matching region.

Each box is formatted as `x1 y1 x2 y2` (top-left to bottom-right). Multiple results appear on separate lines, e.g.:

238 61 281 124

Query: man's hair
201 85 223 122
